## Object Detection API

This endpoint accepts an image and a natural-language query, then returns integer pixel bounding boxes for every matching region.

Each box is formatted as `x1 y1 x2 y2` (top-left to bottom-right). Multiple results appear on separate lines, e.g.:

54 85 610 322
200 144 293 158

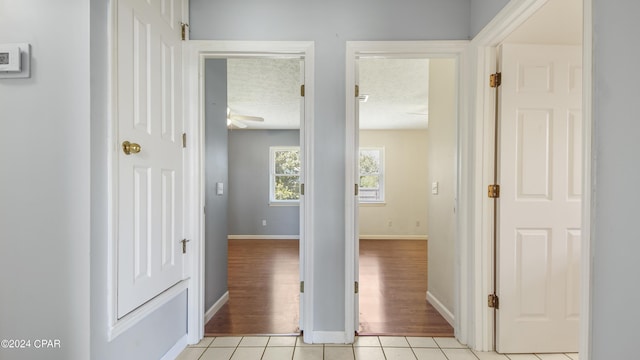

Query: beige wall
359 130 429 239
426 58 457 318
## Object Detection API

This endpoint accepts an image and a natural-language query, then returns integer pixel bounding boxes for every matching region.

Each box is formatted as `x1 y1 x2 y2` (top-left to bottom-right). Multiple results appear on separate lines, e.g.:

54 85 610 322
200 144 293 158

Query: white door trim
183 40 315 344
345 40 468 344
467 0 592 356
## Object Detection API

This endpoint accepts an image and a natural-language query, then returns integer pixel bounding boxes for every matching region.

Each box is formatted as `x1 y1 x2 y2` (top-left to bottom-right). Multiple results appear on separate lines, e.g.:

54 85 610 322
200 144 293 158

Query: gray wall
89 1 187 360
0 1 90 359
591 0 640 358
469 0 510 37
205 59 230 309
191 0 471 332
228 130 300 236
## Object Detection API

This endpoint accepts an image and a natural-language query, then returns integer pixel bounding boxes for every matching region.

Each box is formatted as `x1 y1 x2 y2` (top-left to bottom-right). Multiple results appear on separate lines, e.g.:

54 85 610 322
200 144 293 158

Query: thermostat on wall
0 43 30 79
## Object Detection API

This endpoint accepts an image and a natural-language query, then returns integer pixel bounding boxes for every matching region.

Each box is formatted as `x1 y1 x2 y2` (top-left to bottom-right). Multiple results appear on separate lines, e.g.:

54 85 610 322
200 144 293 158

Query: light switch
431 181 439 195
216 182 224 195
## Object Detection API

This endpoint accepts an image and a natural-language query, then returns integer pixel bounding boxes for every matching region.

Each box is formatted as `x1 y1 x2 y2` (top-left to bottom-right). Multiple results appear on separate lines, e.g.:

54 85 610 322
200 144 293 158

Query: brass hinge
300 84 305 97
489 72 502 88
181 239 190 254
182 133 187 148
300 281 304 293
300 183 305 196
180 22 189 41
355 184 359 196
355 85 360 98
355 281 359 294
488 184 500 198
488 294 499 309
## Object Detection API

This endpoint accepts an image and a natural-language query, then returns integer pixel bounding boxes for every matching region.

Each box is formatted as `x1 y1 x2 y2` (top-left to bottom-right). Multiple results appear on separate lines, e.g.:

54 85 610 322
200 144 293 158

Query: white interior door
497 43 582 353
299 58 305 331
354 59 361 331
116 0 186 318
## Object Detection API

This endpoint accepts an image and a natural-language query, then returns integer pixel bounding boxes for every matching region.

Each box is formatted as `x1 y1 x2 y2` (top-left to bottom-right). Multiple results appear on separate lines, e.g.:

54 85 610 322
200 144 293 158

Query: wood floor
204 239 453 337
358 240 453 336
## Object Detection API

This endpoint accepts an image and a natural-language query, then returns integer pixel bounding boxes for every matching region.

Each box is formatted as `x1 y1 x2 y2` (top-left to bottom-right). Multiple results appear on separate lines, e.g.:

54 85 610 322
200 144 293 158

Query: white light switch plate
431 181 439 195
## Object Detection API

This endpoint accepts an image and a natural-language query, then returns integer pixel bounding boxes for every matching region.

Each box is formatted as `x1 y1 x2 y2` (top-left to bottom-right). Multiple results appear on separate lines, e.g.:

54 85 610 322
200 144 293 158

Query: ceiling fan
227 107 264 129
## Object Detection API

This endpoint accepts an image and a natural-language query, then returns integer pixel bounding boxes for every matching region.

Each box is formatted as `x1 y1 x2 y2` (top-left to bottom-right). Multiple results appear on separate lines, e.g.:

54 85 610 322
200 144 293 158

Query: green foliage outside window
274 149 300 201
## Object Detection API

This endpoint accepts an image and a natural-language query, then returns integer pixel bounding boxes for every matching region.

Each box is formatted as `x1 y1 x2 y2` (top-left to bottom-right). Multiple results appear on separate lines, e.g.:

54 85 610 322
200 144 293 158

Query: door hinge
354 184 359 196
300 281 304 293
300 84 305 97
488 184 500 198
489 72 502 88
355 281 359 294
300 183 305 196
181 239 190 254
355 85 360 98
488 293 499 309
182 133 187 148
180 22 189 41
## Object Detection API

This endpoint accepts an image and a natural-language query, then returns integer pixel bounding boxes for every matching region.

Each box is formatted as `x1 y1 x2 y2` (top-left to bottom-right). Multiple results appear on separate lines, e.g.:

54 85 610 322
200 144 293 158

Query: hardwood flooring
205 240 300 336
204 239 453 337
358 240 453 337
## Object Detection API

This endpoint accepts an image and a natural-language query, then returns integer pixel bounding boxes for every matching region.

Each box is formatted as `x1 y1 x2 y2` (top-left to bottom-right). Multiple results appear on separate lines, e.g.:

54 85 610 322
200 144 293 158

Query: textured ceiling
359 58 429 129
227 58 430 130
227 58 301 130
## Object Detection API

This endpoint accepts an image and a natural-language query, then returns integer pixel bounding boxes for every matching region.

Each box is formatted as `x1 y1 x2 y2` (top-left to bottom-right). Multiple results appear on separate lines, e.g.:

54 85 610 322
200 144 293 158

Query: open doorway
201 57 305 336
356 58 455 336
345 42 468 340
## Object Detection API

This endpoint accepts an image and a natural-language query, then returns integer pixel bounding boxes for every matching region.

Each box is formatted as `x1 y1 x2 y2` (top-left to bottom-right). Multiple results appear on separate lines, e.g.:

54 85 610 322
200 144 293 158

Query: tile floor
176 336 579 360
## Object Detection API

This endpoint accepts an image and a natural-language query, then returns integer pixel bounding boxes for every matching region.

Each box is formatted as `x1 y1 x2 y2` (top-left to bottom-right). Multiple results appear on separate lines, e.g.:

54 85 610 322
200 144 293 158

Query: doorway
183 41 315 343
344 41 468 342
356 58 455 336
202 57 304 335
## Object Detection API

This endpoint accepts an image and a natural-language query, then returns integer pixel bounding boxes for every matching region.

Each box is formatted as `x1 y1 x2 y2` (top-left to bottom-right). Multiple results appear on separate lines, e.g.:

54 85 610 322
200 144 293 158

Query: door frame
183 40 315 344
345 40 469 344
468 0 593 356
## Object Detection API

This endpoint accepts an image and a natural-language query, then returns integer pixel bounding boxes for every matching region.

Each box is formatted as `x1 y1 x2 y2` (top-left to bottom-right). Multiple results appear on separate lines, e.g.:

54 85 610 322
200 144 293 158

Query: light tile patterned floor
177 336 579 360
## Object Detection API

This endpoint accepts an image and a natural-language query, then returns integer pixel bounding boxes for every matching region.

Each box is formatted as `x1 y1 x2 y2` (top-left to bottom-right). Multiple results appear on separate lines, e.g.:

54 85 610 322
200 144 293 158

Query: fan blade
229 119 248 129
229 114 264 122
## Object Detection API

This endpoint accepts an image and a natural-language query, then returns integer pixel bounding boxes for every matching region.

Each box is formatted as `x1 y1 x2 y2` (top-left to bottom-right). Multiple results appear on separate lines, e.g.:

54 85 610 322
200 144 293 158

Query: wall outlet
387 220 392 227
262 219 267 226
431 181 439 195
416 221 421 227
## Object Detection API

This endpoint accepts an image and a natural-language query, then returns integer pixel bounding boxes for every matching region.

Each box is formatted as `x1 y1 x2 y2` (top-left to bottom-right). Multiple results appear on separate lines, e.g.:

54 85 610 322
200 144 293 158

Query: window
269 146 301 204
359 147 384 202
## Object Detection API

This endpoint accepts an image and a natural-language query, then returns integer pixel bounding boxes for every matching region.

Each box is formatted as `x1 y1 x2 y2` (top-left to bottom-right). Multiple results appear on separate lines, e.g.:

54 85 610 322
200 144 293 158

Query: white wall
359 130 428 238
591 0 640 358
0 1 90 359
426 59 457 317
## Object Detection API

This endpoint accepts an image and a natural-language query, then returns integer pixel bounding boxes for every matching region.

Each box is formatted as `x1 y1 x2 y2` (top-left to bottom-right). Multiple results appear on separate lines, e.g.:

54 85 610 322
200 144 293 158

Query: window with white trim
269 146 301 204
359 147 384 202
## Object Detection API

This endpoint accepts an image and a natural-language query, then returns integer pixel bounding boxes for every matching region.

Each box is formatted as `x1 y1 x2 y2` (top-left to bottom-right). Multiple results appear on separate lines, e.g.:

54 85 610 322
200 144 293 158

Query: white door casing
497 43 582 353
116 0 186 318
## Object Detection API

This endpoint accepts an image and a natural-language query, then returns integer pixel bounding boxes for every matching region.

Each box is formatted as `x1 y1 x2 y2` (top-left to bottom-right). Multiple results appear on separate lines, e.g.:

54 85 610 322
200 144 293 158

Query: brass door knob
122 141 141 155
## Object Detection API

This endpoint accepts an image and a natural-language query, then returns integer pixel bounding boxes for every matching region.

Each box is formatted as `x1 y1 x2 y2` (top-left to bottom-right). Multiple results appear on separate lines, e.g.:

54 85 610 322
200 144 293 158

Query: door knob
122 141 141 155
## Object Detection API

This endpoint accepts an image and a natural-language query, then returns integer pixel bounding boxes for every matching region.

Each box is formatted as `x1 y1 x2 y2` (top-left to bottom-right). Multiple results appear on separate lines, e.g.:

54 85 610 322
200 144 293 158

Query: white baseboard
359 235 428 240
204 291 229 324
307 331 351 344
426 291 455 327
161 334 187 360
228 235 299 240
